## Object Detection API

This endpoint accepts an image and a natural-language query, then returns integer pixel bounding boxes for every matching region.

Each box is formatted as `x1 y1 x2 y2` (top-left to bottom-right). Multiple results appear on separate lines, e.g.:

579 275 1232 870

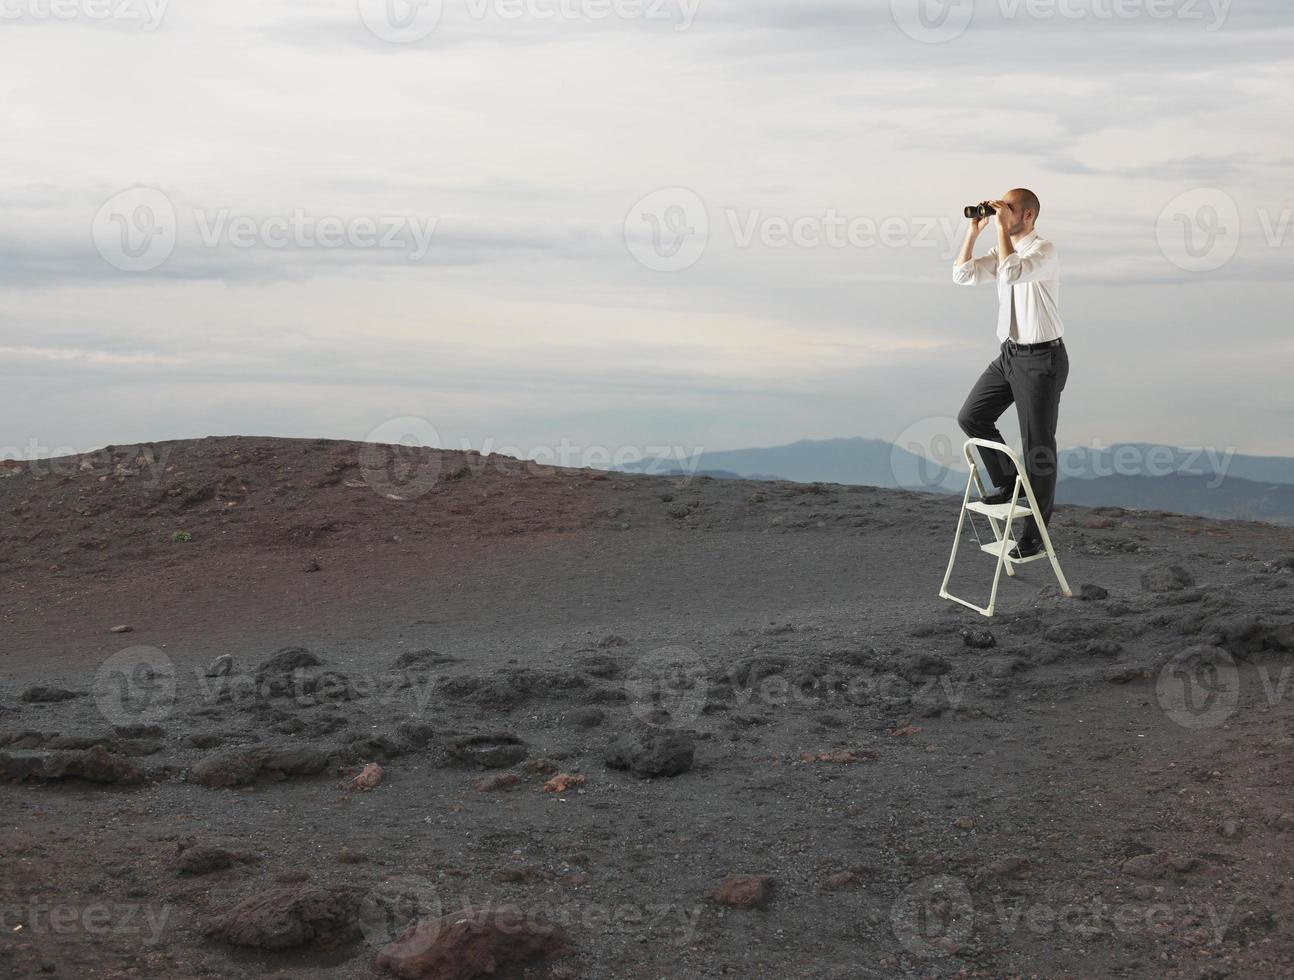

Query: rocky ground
1 436 1293 979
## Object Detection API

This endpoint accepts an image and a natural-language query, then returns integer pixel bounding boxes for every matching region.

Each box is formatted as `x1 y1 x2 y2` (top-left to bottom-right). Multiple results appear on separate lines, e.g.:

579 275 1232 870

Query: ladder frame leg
969 445 1015 579
938 438 1074 615
984 477 1023 616
1018 471 1072 597
939 449 1003 617
937 468 976 608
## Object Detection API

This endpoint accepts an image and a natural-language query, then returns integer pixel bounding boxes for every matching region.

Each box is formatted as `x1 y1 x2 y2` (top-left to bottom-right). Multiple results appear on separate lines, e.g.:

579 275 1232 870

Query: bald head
1002 188 1041 236
1011 188 1040 219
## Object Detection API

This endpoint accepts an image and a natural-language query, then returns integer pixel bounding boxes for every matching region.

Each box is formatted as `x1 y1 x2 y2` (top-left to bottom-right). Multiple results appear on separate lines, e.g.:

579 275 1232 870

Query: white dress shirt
952 230 1064 344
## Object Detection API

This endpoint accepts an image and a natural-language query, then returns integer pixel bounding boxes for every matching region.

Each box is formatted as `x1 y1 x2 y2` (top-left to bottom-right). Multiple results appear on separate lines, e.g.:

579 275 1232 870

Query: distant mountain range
1056 473 1294 524
617 437 1294 525
1056 444 1294 485
621 437 971 494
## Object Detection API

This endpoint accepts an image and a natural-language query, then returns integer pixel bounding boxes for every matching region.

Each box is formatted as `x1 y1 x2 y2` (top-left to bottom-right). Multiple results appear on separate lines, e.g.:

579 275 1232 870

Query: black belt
1004 337 1063 353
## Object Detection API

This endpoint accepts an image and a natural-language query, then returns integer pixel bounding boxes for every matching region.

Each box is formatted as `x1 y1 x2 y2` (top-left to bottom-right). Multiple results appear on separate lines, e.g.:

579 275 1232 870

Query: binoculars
964 203 997 219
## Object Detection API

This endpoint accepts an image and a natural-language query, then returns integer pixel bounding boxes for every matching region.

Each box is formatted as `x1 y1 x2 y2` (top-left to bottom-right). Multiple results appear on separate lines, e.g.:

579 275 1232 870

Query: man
953 188 1068 560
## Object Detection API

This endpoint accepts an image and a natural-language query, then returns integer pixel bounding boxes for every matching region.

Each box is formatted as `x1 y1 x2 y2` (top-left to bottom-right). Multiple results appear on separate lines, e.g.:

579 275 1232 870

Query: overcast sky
2 0 1292 467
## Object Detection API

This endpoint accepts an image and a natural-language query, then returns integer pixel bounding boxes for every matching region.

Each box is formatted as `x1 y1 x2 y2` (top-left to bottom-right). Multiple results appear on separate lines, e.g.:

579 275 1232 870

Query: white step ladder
938 438 1072 617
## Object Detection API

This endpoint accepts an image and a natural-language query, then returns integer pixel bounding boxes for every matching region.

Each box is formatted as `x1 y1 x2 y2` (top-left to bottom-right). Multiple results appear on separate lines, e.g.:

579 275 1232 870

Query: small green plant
170 530 192 543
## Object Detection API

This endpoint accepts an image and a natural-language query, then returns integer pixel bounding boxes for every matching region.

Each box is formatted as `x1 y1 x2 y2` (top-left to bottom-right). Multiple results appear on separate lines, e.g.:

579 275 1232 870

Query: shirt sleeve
952 249 998 286
998 240 1057 284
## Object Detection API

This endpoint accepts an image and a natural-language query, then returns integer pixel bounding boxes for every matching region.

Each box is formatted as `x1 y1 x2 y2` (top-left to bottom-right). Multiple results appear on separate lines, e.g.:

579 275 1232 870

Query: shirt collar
1014 230 1040 250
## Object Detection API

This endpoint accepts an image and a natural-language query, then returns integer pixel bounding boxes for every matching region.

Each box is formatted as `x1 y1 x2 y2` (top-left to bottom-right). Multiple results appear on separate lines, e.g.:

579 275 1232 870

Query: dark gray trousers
956 339 1069 543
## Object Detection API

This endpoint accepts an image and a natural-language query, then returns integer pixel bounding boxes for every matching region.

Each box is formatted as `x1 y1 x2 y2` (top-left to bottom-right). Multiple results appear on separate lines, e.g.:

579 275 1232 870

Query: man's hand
956 202 994 269
990 198 1018 261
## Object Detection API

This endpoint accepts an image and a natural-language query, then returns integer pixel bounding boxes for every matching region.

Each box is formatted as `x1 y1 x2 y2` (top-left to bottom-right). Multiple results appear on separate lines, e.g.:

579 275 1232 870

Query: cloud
1045 152 1257 182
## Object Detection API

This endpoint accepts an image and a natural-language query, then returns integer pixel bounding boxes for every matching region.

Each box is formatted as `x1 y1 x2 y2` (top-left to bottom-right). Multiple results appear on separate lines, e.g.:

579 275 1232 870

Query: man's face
999 191 1031 235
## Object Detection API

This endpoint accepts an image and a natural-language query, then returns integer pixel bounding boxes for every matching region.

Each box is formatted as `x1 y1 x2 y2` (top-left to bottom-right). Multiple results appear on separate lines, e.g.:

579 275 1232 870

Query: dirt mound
0 436 599 585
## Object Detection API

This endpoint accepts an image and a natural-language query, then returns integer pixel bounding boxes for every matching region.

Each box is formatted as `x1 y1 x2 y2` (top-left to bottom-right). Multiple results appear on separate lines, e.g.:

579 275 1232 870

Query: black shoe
980 485 1026 506
1008 537 1044 560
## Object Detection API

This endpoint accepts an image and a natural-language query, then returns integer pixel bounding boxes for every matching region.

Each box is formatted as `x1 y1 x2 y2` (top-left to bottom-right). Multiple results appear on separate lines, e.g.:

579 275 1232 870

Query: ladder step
965 500 1037 519
977 540 1049 563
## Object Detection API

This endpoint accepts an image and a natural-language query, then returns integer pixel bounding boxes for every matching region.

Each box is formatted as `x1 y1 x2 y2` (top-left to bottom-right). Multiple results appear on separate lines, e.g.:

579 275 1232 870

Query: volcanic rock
393 649 458 670
191 750 264 788
20 686 83 704
604 731 695 778
373 905 571 979
707 874 774 909
46 745 144 785
176 845 236 876
1141 565 1196 592
445 733 527 769
960 628 996 649
564 706 605 729
205 884 364 950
